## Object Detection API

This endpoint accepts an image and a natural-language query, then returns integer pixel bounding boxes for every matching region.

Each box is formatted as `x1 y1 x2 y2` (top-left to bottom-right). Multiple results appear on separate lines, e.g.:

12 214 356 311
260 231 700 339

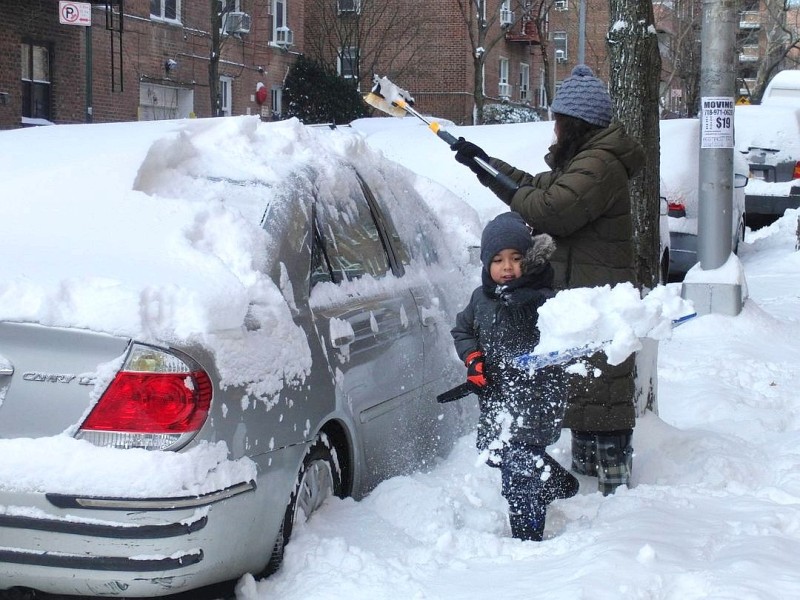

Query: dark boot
542 453 580 502
596 430 633 496
571 430 598 476
509 513 545 542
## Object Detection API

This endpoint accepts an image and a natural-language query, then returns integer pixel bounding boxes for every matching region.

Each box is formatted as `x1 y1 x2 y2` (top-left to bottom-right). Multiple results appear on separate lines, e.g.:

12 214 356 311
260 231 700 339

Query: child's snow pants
500 444 550 541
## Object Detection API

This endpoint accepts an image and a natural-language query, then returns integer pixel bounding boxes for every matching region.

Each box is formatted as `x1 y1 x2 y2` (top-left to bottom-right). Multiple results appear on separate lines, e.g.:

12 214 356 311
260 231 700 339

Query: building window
219 0 240 32
553 31 568 62
500 1 513 25
21 42 51 121
337 0 361 14
338 47 359 81
499 58 510 98
271 85 283 119
273 0 287 33
219 76 232 116
519 63 530 101
271 0 294 46
150 0 180 21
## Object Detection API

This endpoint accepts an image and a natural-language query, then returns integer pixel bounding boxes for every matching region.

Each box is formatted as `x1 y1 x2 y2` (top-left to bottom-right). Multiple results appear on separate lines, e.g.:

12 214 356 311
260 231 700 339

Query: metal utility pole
681 0 743 316
578 0 586 64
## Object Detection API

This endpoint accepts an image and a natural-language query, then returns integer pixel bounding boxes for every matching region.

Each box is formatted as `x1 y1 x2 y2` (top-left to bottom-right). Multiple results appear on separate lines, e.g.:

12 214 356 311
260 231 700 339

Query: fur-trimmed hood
522 233 556 275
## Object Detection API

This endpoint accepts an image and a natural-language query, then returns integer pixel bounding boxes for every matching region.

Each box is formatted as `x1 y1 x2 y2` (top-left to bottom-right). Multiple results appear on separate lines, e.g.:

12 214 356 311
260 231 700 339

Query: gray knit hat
551 65 613 128
480 212 533 271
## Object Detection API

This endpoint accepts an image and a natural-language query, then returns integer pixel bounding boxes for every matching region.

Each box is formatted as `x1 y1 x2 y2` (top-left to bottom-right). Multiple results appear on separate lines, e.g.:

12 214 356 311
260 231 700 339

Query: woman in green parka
451 65 646 496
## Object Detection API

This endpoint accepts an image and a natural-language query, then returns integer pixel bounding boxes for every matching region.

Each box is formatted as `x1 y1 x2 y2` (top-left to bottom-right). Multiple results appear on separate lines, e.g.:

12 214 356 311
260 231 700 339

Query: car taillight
668 202 686 218
76 344 212 451
792 161 800 180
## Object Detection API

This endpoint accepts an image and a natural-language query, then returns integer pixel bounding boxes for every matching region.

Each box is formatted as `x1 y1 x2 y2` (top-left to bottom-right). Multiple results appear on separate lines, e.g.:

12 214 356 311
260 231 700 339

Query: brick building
4 1 790 131
1 0 302 129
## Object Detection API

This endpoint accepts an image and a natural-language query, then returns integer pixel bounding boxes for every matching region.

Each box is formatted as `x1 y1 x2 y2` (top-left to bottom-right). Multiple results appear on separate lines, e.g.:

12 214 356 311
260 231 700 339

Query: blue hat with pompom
551 65 613 128
480 212 533 271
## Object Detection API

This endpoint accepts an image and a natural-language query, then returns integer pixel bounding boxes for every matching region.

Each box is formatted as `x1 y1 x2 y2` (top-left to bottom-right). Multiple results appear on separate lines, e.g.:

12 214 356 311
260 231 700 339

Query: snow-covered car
734 103 800 227
660 118 749 279
0 118 474 597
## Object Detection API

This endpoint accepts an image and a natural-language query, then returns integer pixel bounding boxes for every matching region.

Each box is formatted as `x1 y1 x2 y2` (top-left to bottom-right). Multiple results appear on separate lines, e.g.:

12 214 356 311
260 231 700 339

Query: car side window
315 172 391 283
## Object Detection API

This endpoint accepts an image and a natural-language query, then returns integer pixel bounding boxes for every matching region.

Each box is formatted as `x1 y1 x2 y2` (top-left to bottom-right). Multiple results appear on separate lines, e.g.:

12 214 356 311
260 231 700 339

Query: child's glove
465 350 487 390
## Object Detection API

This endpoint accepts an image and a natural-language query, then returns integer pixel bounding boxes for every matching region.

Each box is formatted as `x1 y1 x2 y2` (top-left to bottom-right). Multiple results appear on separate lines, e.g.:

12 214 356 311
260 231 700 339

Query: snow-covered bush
482 103 543 124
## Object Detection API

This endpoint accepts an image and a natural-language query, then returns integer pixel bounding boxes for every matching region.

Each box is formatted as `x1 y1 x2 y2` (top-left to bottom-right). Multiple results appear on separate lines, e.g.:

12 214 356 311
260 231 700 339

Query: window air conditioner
554 0 568 11
223 12 251 34
555 49 567 63
275 26 294 47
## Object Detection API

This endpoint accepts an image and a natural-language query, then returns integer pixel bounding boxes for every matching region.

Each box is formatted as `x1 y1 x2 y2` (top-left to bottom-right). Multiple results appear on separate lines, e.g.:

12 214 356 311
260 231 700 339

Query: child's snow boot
509 513 545 542
542 453 579 502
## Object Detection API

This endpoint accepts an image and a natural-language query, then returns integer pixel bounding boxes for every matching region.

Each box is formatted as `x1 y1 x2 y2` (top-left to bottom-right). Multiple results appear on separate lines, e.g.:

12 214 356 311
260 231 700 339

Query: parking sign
59 1 92 26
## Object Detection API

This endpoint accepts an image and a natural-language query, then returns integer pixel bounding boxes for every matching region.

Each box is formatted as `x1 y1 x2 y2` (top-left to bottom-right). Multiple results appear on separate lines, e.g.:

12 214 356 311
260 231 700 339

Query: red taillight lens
77 344 213 450
792 161 800 180
81 370 212 433
668 202 686 218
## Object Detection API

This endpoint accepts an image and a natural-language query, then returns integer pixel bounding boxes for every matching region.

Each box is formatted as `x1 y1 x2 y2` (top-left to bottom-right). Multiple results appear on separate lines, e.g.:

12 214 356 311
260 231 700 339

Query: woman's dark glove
451 137 493 185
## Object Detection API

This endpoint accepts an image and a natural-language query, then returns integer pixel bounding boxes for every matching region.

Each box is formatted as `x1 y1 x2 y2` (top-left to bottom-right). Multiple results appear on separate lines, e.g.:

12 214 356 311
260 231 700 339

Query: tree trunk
607 0 662 414
607 0 662 291
474 56 486 124
209 1 222 117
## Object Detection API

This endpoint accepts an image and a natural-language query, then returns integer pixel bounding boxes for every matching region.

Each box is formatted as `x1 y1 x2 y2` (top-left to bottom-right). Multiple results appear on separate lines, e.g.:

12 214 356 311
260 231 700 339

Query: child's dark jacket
451 234 568 456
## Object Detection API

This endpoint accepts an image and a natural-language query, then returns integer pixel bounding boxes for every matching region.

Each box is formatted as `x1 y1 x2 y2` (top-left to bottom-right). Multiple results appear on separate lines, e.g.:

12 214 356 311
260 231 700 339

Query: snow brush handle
429 123 519 193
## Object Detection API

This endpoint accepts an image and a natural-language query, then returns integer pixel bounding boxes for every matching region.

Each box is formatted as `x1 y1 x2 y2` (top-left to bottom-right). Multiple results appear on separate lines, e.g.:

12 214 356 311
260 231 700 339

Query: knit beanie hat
551 65 613 128
480 211 533 271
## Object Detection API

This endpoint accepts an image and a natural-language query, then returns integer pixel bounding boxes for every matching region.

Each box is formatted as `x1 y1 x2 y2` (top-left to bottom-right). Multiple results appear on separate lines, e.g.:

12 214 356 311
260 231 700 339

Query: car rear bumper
0 481 258 597
745 191 800 217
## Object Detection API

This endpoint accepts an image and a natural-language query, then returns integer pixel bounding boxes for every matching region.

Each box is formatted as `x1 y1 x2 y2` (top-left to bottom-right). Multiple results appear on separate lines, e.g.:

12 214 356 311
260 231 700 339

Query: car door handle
332 333 355 348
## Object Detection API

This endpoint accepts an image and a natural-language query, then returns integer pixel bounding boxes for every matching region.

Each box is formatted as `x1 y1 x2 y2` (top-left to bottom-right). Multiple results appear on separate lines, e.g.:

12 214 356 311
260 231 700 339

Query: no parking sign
59 1 92 26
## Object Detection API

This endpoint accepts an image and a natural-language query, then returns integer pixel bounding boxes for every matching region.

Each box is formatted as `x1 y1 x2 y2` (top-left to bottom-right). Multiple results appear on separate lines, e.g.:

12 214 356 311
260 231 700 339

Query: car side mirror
734 173 748 189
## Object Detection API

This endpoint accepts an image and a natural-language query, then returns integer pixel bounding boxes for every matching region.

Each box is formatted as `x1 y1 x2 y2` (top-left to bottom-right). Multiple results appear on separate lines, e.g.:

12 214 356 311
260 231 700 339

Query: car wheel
734 221 745 254
261 434 343 576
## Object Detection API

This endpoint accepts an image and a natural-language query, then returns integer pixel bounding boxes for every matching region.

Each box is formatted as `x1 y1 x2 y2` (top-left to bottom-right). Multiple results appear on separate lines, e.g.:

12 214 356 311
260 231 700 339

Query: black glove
451 137 493 185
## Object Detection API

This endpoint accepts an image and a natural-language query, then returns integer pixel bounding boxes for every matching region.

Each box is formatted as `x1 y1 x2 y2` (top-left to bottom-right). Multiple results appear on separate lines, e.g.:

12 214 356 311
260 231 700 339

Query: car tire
734 220 745 254
660 250 670 285
261 434 343 577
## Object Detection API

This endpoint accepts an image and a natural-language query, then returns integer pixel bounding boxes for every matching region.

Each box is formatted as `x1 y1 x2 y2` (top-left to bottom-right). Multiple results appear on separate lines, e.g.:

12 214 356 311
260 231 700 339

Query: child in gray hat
451 211 578 541
450 65 645 498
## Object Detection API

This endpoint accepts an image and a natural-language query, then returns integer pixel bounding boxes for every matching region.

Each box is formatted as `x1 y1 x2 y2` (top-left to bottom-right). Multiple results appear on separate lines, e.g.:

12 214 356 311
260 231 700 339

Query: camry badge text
23 372 94 385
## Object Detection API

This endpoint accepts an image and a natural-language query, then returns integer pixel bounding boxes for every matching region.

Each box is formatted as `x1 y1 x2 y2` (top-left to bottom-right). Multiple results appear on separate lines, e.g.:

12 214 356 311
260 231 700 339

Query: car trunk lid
0 321 130 439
